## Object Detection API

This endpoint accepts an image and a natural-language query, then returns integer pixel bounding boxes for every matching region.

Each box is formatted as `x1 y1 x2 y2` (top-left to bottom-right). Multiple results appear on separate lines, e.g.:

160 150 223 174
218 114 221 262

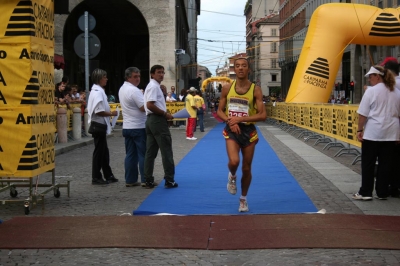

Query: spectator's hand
111 110 118 116
356 132 363 142
165 113 173 120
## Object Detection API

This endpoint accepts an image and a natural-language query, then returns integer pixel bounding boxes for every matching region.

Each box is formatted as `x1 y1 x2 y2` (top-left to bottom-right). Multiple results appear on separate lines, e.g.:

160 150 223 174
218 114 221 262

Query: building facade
253 15 281 96
54 0 200 99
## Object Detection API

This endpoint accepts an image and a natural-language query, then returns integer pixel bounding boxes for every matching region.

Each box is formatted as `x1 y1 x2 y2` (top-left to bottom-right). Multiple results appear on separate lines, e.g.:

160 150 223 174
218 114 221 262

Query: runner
217 57 267 212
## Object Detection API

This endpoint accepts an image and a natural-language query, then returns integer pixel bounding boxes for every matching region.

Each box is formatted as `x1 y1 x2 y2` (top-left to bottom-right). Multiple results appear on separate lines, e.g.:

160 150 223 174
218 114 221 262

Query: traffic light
350 81 354 91
335 83 339 91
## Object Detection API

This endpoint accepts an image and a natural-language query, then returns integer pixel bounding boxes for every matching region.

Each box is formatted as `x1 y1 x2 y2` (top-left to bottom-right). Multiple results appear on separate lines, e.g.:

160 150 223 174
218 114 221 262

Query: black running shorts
223 123 259 148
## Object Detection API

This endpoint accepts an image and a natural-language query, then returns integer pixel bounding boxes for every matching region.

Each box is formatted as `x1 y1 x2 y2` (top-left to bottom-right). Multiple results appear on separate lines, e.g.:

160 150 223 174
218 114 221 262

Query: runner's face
234 59 249 79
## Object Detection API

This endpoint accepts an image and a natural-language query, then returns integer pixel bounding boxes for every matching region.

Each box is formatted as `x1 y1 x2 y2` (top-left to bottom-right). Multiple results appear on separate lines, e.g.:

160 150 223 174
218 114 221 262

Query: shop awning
54 54 65 69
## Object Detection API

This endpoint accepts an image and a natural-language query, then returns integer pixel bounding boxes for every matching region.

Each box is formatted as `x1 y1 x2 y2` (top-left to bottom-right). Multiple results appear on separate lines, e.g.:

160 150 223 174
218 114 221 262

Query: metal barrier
54 102 187 142
266 102 361 163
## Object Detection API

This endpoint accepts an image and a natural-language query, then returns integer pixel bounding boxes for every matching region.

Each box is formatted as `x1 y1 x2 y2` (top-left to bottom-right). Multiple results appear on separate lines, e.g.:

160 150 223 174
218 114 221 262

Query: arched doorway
63 0 149 100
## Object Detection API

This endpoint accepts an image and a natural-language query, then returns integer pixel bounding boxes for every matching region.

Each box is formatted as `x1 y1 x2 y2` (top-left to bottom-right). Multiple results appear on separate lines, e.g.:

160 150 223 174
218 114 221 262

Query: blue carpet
134 123 317 215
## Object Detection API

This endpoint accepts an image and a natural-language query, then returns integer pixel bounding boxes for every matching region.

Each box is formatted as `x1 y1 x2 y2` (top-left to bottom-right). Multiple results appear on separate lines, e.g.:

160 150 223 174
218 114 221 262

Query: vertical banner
0 0 55 177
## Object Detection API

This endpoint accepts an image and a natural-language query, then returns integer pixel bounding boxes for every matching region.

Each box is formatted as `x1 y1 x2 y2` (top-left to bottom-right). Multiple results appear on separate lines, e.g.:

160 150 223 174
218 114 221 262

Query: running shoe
239 199 249 212
227 172 237 195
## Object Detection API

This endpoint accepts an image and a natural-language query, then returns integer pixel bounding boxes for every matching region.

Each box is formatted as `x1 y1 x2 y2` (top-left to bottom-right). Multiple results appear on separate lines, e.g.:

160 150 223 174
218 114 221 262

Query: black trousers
92 132 113 180
359 140 396 198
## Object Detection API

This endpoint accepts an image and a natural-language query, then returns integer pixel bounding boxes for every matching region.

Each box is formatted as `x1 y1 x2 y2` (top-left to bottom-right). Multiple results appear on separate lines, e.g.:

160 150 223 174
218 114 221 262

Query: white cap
365 66 384 77
188 87 197 92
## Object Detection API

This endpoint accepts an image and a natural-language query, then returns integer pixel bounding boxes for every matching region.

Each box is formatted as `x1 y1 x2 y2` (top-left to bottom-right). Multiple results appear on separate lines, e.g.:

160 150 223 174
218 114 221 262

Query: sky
197 0 247 76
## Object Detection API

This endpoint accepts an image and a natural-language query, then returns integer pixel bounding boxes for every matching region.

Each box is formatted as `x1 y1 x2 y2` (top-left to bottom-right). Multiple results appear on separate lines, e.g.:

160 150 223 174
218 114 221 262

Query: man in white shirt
143 65 178 189
119 67 147 187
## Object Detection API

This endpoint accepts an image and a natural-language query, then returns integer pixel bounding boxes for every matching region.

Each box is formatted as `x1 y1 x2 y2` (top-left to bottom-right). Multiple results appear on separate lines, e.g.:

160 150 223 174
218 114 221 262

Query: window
378 0 383 8
271 42 277 53
271 29 277 36
271 74 277 81
271 59 277 68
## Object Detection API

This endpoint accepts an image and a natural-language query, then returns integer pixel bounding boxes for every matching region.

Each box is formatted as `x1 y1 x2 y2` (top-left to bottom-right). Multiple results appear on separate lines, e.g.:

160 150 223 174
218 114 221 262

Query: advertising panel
0 42 54 106
0 105 56 177
0 0 54 46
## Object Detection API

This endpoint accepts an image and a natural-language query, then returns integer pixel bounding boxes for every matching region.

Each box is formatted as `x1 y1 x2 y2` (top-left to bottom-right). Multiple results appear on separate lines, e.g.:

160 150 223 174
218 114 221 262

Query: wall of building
55 0 192 93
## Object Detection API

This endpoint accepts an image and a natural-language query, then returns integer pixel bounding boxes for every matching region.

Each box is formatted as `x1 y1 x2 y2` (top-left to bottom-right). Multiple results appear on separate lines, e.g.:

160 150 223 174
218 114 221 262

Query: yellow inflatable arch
201 77 232 92
287 3 400 103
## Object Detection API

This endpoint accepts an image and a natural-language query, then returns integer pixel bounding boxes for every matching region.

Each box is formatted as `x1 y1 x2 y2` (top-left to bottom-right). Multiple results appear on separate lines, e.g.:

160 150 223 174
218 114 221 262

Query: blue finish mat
134 123 317 215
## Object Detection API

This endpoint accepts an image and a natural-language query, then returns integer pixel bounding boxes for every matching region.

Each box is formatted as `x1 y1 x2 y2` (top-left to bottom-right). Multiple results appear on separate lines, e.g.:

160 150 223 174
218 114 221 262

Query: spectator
118 67 147 187
166 92 177 102
194 90 205 132
185 87 197 140
87 68 119 185
54 82 70 108
179 88 187 102
143 65 178 189
353 65 400 200
170 86 177 99
70 85 80 102
381 57 400 197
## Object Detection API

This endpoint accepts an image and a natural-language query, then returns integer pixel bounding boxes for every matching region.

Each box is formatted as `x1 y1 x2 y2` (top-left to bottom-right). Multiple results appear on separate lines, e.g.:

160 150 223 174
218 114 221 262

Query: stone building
54 0 200 99
252 14 281 97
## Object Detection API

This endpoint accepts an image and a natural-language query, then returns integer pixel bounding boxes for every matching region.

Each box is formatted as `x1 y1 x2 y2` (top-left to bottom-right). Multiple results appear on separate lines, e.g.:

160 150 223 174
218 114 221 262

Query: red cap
380 57 398 66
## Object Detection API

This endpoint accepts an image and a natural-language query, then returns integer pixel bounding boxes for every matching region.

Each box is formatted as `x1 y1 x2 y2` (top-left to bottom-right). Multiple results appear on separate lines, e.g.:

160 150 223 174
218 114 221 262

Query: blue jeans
197 112 204 132
122 128 146 184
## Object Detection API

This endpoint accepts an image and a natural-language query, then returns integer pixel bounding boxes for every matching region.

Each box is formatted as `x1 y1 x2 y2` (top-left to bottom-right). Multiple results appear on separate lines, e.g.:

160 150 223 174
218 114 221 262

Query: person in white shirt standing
143 65 178 189
119 67 147 187
380 57 400 197
353 65 400 201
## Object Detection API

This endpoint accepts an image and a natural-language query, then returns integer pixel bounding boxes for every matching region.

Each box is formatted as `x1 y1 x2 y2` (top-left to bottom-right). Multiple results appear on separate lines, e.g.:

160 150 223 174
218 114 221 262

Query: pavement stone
1 114 400 265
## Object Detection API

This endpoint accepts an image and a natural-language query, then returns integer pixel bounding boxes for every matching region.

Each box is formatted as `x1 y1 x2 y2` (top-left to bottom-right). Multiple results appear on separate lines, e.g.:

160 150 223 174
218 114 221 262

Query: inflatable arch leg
286 3 400 103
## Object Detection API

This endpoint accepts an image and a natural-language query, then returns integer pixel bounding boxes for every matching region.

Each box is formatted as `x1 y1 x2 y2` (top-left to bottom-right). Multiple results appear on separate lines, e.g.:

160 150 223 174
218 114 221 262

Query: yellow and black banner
0 0 54 107
266 102 360 148
166 102 185 115
0 42 55 106
0 105 56 177
0 0 54 177
0 0 54 45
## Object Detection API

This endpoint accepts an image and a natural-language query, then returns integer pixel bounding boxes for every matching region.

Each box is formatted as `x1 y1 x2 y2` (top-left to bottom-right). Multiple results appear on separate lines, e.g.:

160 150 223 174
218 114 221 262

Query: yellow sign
287 4 400 103
0 105 56 177
267 103 360 147
166 102 185 115
0 42 55 106
0 0 54 46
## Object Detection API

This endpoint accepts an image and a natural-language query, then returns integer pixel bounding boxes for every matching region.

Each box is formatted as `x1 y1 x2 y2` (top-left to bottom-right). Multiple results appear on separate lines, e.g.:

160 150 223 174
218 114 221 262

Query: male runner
217 57 267 212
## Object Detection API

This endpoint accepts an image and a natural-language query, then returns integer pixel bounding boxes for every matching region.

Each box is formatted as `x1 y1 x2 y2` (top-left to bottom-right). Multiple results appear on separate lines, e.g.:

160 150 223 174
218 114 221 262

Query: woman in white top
353 65 400 200
87 69 118 185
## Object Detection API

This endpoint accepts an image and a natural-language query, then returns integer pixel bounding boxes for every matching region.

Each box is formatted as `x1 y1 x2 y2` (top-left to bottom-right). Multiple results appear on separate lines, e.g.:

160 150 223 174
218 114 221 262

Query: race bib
228 97 249 117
